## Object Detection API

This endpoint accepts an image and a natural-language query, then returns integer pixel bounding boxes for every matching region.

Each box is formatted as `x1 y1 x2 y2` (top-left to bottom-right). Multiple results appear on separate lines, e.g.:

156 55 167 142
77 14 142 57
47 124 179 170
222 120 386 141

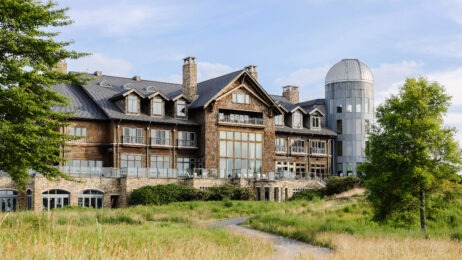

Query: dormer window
292 111 303 129
176 100 186 117
152 97 164 116
127 95 139 114
275 115 284 126
311 116 320 130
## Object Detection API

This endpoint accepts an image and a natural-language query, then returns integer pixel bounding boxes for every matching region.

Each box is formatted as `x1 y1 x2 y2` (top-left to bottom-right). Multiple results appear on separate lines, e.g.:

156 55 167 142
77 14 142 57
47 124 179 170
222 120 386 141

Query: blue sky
57 0 462 142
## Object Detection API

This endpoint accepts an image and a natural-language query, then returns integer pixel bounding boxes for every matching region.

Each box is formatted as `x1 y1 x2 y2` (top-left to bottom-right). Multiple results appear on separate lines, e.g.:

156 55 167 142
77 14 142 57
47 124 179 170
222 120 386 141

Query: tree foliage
360 77 462 231
0 0 87 187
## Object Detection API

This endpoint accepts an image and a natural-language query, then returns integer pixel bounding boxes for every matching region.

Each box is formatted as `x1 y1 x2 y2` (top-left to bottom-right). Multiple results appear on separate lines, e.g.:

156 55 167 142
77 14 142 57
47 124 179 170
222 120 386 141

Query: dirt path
209 217 332 259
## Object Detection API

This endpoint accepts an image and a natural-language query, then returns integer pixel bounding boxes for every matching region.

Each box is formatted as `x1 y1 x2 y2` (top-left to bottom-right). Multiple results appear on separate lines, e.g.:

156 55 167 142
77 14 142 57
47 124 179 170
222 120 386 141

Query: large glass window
275 138 286 153
121 154 142 176
292 111 303 129
178 131 196 147
0 190 17 212
152 97 164 116
123 128 143 144
275 114 284 126
177 158 196 177
218 109 263 125
176 100 186 117
151 129 170 145
78 190 103 209
311 164 326 177
291 139 305 153
42 189 70 210
310 141 326 155
337 141 343 156
127 95 139 113
219 131 263 178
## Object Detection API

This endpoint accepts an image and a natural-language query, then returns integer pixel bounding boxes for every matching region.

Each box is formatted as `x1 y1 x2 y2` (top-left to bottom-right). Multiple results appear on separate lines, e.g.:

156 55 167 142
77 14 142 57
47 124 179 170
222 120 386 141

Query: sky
56 0 462 143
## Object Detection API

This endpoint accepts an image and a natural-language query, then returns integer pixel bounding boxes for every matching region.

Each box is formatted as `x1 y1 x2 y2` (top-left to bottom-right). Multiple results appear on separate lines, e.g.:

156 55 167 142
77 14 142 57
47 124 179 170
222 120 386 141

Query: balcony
123 136 143 145
219 115 264 125
275 145 287 153
151 138 170 146
177 140 196 147
291 146 306 154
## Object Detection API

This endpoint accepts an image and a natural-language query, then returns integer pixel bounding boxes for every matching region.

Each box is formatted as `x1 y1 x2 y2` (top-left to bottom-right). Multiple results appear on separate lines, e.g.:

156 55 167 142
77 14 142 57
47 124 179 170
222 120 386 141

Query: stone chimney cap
94 71 102 76
183 56 196 64
133 75 141 81
283 85 299 90
244 65 257 72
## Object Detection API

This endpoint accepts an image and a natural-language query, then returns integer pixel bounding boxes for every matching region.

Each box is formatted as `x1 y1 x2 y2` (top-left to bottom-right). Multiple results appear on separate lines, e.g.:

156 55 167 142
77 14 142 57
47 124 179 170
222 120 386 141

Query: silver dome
325 59 374 85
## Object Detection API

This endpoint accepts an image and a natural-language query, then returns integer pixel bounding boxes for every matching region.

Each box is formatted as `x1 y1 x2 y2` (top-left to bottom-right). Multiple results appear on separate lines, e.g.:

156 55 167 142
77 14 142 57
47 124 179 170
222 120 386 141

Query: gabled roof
189 70 244 109
147 91 169 100
308 107 325 117
270 95 299 112
109 88 144 101
51 84 107 120
299 98 326 116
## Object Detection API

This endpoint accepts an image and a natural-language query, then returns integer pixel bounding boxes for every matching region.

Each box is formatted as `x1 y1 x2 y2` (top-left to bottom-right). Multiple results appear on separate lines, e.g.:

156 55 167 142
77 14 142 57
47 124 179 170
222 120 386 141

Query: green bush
290 189 324 201
207 184 235 200
324 176 362 195
130 184 205 205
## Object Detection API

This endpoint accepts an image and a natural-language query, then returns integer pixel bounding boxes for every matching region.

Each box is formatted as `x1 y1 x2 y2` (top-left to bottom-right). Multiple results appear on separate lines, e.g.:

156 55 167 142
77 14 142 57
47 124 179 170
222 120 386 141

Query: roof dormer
109 88 143 115
173 95 189 119
289 107 307 129
147 92 169 117
308 108 325 130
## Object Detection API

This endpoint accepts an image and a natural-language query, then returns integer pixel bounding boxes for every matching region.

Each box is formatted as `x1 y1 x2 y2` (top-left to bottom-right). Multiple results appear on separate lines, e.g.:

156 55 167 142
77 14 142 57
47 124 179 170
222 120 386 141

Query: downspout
116 119 122 170
146 120 152 168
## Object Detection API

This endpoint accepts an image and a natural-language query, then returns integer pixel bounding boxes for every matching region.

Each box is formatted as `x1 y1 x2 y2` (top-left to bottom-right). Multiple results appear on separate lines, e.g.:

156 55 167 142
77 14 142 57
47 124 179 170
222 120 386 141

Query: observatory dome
325 59 374 85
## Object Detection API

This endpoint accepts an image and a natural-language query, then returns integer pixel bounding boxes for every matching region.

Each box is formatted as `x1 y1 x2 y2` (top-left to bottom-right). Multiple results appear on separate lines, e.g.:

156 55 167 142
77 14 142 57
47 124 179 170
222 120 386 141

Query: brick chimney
282 85 299 104
182 56 197 101
53 60 67 74
244 65 258 80
133 75 141 81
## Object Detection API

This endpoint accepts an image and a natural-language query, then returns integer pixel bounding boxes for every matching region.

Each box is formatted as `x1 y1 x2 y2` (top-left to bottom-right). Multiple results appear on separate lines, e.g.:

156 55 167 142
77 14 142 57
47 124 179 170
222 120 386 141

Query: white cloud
68 2 189 37
428 67 462 106
372 61 424 104
444 0 462 24
197 62 235 81
67 53 133 76
274 66 330 89
445 112 462 144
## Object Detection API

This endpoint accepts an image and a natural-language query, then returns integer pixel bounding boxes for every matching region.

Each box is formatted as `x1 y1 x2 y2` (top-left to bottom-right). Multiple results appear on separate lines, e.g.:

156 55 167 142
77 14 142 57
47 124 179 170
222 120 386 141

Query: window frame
151 129 170 146
123 127 143 145
292 111 303 129
178 131 196 147
152 97 164 116
127 95 139 114
176 99 187 118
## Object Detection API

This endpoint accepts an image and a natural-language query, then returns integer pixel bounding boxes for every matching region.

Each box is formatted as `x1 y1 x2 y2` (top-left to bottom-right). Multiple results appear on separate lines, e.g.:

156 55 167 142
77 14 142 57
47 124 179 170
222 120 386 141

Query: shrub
324 176 362 195
290 189 324 201
207 184 235 201
129 184 204 205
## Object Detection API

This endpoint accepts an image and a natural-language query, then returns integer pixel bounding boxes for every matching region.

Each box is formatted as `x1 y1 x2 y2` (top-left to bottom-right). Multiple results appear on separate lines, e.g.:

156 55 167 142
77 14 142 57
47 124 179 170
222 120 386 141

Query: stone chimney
53 60 67 74
94 71 102 76
133 75 141 81
182 56 197 101
244 65 258 80
282 85 299 104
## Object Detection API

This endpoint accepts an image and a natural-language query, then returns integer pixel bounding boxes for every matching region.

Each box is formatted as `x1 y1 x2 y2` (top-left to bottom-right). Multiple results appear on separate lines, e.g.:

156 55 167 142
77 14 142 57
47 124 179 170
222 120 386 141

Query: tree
360 77 462 232
0 0 87 188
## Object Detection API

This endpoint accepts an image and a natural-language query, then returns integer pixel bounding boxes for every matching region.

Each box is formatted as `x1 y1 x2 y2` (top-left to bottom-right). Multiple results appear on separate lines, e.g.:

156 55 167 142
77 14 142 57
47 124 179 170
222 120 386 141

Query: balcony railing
123 136 143 144
291 146 306 153
275 145 286 153
218 115 264 125
151 138 170 146
177 140 196 147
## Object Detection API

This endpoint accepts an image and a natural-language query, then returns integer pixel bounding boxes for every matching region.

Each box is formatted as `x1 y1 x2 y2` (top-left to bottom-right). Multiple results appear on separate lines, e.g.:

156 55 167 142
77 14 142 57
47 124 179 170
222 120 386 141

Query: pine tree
0 0 88 188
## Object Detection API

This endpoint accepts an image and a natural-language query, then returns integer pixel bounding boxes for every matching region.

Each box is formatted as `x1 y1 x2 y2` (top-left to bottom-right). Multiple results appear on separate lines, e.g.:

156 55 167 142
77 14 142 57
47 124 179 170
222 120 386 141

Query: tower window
337 105 342 113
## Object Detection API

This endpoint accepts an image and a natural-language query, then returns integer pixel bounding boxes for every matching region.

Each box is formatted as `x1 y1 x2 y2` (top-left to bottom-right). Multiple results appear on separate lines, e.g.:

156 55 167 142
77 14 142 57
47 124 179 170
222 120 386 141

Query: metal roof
325 59 374 85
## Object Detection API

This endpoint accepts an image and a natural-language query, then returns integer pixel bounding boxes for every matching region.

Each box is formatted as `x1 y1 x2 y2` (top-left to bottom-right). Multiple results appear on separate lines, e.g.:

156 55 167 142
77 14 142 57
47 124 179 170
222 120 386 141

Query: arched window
42 189 70 210
78 189 104 209
0 190 17 212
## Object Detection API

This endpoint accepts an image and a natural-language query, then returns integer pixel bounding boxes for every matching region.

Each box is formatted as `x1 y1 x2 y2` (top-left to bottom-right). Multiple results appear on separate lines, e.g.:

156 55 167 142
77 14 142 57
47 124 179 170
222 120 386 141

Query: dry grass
317 233 462 260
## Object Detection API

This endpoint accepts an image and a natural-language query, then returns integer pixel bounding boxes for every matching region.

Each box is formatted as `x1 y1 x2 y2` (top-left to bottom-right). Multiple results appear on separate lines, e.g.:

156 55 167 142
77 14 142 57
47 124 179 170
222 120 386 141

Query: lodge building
0 57 374 211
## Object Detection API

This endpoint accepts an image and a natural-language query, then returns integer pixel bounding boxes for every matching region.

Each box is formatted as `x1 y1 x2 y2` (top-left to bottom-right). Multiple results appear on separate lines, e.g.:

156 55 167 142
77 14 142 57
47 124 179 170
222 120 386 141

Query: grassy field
1 194 461 259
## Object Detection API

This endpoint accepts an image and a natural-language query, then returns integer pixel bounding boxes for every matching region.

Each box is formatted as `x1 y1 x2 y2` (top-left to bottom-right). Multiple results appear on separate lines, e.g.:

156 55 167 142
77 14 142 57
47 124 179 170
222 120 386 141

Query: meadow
1 193 461 259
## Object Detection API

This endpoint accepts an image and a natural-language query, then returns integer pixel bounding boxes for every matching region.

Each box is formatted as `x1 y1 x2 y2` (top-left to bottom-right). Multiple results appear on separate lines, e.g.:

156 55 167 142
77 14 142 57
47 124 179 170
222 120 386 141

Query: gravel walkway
209 217 332 259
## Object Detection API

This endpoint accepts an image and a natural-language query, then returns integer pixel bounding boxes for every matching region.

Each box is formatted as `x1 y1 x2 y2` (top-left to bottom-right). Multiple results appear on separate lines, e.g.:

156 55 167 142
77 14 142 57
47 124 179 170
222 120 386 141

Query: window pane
220 141 226 156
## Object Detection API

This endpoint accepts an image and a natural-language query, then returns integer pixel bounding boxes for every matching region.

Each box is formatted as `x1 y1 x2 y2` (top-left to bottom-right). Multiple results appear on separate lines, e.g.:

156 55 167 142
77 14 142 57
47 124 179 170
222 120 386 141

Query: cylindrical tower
325 59 374 176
